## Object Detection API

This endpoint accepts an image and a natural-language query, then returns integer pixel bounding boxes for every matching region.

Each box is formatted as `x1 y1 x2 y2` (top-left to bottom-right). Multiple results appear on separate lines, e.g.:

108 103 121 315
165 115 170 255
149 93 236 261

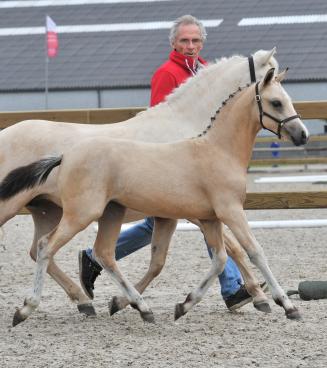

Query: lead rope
185 59 196 76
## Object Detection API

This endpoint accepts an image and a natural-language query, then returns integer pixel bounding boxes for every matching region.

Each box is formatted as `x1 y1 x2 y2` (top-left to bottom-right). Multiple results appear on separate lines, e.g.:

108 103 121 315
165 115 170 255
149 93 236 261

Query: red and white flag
46 15 58 58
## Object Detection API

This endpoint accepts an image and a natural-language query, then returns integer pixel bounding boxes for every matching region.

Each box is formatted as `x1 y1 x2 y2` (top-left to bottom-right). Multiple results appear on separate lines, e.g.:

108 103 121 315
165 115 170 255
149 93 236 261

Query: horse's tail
0 155 62 201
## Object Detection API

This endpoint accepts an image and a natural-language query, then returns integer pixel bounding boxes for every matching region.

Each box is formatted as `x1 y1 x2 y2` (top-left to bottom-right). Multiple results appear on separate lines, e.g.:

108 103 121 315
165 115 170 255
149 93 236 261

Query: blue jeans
86 217 243 300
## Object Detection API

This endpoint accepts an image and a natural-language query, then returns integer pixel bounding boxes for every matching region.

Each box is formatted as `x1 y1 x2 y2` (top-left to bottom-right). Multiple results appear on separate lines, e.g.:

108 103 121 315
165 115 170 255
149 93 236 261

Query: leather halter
255 82 301 139
248 56 256 83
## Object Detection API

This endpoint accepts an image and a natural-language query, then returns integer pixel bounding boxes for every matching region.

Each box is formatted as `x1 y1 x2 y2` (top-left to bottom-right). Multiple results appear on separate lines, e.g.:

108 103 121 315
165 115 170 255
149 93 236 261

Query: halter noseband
255 82 301 139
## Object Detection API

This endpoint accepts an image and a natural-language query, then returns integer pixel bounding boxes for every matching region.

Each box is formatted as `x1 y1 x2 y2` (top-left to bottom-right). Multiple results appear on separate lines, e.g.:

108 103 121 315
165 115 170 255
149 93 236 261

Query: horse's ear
264 47 277 63
254 47 277 65
275 68 288 82
262 67 275 87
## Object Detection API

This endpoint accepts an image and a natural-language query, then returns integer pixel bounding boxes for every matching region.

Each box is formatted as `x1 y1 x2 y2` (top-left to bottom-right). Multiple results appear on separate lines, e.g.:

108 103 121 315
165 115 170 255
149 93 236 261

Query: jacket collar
170 50 207 76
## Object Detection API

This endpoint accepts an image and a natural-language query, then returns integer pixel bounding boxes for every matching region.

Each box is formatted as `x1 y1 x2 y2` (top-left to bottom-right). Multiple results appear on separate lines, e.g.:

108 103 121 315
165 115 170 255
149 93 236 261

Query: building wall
0 88 150 111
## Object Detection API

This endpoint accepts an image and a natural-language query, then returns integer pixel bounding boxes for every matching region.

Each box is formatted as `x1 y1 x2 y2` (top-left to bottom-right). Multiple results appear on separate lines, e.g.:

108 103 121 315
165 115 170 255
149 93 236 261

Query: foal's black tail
0 156 62 201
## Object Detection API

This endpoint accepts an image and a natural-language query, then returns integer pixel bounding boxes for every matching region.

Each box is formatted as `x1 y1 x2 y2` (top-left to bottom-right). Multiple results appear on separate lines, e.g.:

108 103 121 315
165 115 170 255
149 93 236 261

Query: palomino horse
0 49 278 314
2 68 308 325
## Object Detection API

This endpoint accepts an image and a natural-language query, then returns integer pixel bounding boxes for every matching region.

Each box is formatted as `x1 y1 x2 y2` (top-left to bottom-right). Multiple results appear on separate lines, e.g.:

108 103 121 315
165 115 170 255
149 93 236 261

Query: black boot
79 250 103 299
225 282 268 311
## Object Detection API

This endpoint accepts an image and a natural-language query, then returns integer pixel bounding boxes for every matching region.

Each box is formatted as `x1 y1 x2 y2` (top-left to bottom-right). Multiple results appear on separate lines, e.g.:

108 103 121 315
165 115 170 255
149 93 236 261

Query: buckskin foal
1 68 308 326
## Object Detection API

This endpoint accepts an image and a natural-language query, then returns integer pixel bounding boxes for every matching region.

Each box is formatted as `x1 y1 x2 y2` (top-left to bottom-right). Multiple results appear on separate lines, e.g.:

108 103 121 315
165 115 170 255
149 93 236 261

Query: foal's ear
262 67 275 86
275 68 288 82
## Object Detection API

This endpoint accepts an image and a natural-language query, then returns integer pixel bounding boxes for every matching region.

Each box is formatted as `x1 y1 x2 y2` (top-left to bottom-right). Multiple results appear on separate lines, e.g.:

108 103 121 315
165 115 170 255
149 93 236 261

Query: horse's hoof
77 303 96 316
13 309 27 327
286 307 301 320
109 296 122 316
254 301 271 313
174 303 186 321
140 310 155 323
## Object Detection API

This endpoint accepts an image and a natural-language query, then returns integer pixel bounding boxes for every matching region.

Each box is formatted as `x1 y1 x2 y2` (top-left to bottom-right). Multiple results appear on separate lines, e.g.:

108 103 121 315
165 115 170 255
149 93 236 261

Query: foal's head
254 68 309 146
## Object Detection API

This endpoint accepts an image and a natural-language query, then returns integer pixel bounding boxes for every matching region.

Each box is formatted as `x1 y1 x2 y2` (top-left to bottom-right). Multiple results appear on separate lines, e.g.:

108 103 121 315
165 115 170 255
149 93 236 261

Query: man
79 14 266 310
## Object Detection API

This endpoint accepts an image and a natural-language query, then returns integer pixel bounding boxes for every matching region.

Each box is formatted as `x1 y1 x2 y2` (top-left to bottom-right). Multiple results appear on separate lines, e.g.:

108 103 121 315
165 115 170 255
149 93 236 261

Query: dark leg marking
109 296 122 316
131 303 155 323
273 297 283 307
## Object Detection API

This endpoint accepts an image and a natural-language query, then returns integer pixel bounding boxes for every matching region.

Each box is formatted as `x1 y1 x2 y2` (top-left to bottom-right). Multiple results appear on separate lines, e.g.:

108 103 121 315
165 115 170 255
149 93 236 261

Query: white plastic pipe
101 219 327 232
255 175 327 183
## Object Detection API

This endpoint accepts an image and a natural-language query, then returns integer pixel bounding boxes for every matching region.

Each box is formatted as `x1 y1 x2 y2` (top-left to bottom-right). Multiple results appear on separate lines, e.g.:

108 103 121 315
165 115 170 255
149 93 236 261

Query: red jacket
150 50 207 106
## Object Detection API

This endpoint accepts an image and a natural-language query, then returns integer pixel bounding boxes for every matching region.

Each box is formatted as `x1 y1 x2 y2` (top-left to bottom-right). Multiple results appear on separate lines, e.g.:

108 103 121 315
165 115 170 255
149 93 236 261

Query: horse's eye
271 100 282 109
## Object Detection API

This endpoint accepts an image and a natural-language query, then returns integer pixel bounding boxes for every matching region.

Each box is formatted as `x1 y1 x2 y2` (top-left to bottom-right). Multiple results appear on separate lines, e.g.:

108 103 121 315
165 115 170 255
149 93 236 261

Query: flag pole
45 16 49 109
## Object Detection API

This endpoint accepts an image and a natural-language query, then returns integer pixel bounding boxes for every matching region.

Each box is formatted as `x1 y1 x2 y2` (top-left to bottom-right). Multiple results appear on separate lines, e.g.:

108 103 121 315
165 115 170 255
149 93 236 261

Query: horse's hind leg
93 202 155 323
13 211 96 326
28 200 95 315
2 195 95 316
223 231 270 313
222 207 300 320
175 219 227 320
109 217 177 314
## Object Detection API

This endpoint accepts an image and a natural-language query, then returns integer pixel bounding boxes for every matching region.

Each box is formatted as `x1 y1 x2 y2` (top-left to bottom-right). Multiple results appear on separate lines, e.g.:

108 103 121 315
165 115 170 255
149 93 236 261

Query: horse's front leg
93 202 155 323
109 217 177 314
28 200 95 316
221 205 300 320
188 218 270 312
223 231 270 312
175 219 227 320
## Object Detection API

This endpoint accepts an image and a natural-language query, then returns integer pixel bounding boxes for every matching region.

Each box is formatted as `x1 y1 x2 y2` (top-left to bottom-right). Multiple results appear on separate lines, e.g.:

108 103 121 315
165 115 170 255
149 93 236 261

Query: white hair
169 15 207 44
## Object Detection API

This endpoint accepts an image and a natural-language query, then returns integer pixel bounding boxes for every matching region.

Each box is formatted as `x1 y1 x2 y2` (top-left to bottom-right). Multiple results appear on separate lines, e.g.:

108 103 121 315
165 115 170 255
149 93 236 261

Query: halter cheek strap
248 56 256 84
255 82 301 139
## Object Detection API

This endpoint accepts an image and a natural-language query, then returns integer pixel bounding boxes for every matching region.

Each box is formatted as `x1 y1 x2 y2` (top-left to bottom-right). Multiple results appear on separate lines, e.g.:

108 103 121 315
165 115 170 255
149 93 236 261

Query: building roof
0 0 326 92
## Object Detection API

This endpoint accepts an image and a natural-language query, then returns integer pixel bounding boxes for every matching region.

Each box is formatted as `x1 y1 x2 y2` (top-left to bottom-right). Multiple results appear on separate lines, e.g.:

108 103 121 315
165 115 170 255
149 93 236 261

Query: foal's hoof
109 296 122 316
174 303 187 321
254 301 271 313
12 309 27 327
140 310 155 324
77 303 96 316
286 307 301 320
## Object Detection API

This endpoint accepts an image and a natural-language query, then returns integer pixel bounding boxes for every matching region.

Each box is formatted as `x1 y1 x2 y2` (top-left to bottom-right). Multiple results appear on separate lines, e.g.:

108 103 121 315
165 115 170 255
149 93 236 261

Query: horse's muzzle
291 128 309 146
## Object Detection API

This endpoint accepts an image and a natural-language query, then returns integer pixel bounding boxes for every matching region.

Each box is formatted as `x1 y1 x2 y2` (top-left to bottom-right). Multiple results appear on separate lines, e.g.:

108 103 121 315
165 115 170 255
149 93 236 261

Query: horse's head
255 68 309 146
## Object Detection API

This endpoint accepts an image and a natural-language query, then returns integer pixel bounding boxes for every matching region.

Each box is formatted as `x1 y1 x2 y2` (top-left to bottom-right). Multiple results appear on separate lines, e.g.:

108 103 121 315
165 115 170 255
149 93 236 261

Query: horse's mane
136 53 245 118
195 83 248 138
165 54 244 104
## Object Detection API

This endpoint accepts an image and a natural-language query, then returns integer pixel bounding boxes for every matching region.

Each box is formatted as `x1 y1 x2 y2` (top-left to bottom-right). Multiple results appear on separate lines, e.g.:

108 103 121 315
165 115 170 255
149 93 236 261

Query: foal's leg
110 217 177 314
221 206 300 320
13 213 94 326
175 219 227 320
28 200 95 315
189 218 270 312
93 202 155 323
0 192 92 313
223 231 270 312
12 190 111 326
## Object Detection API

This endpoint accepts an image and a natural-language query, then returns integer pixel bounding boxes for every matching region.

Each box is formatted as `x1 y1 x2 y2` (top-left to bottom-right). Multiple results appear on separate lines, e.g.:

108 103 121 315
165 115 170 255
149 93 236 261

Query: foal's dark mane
196 83 250 138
